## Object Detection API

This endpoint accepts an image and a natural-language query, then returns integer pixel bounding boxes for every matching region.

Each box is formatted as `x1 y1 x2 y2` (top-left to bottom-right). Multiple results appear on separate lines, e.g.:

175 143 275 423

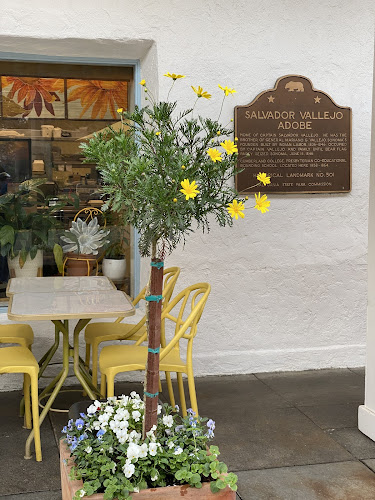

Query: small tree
81 73 270 435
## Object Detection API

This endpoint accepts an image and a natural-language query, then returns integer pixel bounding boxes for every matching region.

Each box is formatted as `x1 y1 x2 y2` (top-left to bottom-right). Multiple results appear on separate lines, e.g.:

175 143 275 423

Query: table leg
25 320 69 460
73 319 99 400
38 325 60 378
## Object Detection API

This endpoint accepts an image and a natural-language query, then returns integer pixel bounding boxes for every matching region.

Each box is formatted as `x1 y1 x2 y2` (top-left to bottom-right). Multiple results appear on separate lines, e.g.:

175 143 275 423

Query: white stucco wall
0 0 374 387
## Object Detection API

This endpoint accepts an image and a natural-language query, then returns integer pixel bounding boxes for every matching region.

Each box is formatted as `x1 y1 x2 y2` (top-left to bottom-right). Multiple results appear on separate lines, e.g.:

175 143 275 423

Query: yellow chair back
158 282 211 360
73 207 106 228
114 266 180 325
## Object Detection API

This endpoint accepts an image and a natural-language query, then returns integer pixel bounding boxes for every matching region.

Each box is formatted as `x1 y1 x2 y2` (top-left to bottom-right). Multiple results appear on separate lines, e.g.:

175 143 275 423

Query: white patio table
6 276 135 459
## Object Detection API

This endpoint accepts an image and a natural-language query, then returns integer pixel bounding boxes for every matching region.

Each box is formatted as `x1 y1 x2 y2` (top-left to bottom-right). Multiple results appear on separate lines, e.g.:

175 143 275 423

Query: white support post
358 51 375 441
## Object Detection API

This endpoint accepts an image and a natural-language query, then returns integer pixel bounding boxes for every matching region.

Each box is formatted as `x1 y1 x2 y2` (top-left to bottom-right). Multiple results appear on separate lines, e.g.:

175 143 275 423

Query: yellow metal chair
0 346 42 461
0 324 34 349
99 282 211 416
84 267 180 389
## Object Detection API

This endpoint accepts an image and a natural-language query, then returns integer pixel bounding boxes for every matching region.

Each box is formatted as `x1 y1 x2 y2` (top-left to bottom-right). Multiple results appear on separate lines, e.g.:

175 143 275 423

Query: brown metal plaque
235 75 351 193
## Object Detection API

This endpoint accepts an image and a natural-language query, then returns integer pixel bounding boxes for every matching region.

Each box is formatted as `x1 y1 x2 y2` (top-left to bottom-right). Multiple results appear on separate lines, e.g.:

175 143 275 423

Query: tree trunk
143 248 163 436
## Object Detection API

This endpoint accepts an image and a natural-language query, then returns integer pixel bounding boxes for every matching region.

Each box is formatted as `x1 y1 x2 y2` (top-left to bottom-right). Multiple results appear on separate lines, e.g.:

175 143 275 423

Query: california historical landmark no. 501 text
235 75 351 193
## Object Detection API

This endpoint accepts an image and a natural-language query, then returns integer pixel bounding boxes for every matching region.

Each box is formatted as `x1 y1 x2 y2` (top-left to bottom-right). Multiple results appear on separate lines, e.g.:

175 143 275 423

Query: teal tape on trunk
144 391 159 398
145 295 163 303
151 261 164 269
148 347 160 354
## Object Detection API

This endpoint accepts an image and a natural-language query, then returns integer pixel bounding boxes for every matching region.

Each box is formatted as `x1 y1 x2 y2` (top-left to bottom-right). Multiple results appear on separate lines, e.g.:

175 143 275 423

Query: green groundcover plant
62 393 237 499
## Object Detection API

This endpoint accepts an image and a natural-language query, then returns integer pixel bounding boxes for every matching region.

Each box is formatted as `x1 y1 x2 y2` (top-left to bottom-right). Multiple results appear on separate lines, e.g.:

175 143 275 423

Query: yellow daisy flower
139 79 146 86
117 108 123 114
218 84 237 96
257 172 271 186
217 131 221 135
227 200 245 220
164 72 186 80
173 198 177 202
191 86 211 99
254 193 270 213
155 131 161 136
220 140 238 155
180 179 200 200
207 148 222 162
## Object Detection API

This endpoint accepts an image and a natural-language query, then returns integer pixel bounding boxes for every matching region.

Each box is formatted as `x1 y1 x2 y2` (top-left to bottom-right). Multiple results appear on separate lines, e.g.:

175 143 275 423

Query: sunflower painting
67 79 128 120
1 77 65 118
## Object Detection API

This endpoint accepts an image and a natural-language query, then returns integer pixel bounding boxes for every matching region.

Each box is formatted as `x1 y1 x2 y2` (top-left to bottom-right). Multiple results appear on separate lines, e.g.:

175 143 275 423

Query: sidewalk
1 368 375 499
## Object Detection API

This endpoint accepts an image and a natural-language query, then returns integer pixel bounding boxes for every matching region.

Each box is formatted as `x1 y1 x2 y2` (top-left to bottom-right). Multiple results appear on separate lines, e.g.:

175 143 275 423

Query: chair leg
91 341 99 389
187 367 198 416
158 377 162 394
177 373 187 416
23 374 32 430
106 374 115 398
165 371 176 407
85 343 91 369
100 374 106 398
30 372 42 462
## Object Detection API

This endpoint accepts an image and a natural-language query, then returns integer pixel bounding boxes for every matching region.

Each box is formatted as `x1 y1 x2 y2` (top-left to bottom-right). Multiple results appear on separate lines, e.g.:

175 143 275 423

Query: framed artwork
67 79 128 120
0 77 128 120
1 77 65 118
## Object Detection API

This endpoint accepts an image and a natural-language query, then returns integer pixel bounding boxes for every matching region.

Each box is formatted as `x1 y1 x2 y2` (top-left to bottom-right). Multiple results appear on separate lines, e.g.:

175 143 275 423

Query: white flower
85 446 92 454
105 406 114 414
127 443 140 460
129 430 141 442
130 391 140 399
123 462 135 478
149 442 159 456
151 473 158 481
174 447 183 455
139 443 148 458
163 415 173 428
119 420 129 429
93 420 101 430
79 489 85 498
133 487 139 493
87 404 97 415
157 404 162 415
108 446 113 453
132 410 141 422
168 441 175 449
108 396 117 402
61 217 110 255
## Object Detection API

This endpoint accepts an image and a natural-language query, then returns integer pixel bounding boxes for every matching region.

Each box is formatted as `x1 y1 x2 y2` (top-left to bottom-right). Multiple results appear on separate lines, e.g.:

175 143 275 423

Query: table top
8 289 135 321
6 276 116 296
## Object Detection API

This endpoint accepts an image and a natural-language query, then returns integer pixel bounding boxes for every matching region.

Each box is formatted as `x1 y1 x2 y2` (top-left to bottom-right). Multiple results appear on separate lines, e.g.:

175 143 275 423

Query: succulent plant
61 217 110 255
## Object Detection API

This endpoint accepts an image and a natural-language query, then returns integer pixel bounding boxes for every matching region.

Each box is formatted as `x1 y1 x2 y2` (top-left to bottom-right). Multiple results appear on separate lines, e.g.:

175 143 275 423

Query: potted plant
60 393 237 499
102 225 129 282
0 178 78 278
60 217 110 276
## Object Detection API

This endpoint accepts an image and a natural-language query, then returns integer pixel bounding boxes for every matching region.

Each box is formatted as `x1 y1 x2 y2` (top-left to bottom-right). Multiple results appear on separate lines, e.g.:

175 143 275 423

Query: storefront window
0 60 134 292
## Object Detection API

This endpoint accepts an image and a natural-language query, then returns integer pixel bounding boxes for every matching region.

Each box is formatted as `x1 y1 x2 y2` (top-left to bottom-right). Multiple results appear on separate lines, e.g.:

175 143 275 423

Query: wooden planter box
60 440 235 500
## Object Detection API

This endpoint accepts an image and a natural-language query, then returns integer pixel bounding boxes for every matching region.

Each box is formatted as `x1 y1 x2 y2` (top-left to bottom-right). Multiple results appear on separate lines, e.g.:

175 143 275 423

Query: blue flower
78 433 88 442
80 412 86 418
207 419 216 430
75 418 84 430
96 429 105 439
70 442 78 451
62 426 67 434
67 419 73 431
187 408 196 416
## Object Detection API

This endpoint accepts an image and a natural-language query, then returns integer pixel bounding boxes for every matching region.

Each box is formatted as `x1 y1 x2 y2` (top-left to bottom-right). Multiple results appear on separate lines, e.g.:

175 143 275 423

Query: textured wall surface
0 1 374 389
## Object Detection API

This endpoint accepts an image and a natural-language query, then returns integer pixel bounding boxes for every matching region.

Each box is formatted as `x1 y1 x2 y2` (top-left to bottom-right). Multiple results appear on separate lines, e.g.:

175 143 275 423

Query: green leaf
19 248 28 269
53 244 64 274
29 246 38 260
0 225 15 248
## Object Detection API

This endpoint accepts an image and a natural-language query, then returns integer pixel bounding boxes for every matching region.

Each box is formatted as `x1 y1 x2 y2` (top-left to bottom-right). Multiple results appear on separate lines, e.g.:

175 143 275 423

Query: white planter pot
102 257 126 281
8 250 43 278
